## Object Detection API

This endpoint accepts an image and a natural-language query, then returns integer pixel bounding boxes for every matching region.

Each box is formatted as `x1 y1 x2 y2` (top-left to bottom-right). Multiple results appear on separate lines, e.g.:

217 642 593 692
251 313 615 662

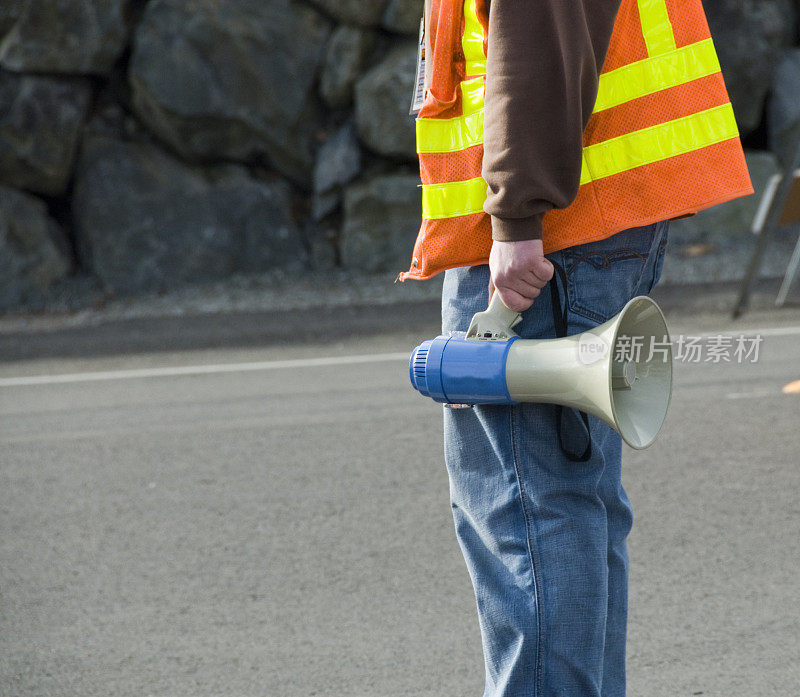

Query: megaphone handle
466 289 522 339
487 291 523 329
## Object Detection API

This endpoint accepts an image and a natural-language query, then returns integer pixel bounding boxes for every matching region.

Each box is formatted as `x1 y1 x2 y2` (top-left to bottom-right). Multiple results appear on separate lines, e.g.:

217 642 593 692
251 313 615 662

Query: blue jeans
441 221 669 697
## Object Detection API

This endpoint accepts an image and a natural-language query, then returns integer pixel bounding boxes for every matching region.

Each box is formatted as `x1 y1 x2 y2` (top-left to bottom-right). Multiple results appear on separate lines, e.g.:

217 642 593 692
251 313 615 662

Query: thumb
488 277 495 301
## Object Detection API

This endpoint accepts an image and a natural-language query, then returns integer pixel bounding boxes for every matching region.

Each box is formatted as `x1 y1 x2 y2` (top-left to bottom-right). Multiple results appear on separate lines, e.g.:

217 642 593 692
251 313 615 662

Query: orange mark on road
782 380 800 394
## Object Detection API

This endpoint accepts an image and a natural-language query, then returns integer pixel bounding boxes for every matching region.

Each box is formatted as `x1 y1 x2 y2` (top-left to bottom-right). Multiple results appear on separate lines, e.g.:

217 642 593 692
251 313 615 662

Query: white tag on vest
409 17 426 116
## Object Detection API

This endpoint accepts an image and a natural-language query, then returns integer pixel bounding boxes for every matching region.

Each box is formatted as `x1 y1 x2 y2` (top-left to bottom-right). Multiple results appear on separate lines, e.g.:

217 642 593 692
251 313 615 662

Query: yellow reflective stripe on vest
422 176 487 219
416 78 485 154
462 0 486 75
580 102 738 183
422 103 739 219
637 0 676 55
594 38 720 112
416 110 484 153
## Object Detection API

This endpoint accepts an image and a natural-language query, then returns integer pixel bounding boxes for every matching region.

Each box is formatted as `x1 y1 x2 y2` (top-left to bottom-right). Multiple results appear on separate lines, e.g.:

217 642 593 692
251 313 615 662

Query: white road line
0 352 410 387
2 323 798 389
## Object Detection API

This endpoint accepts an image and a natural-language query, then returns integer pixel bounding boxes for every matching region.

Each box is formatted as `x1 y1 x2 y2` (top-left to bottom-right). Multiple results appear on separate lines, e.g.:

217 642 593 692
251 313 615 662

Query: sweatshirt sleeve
482 0 622 242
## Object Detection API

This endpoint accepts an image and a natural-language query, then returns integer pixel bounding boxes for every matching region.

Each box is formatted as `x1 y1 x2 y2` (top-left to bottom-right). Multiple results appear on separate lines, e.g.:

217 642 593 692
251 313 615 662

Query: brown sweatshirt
482 0 622 242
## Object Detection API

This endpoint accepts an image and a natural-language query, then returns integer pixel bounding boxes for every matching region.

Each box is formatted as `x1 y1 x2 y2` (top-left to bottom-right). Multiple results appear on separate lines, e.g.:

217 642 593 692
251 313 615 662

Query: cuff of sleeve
491 214 544 242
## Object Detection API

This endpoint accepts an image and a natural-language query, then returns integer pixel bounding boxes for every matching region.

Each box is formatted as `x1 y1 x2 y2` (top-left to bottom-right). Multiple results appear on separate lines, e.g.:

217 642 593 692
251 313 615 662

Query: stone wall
1 0 799 312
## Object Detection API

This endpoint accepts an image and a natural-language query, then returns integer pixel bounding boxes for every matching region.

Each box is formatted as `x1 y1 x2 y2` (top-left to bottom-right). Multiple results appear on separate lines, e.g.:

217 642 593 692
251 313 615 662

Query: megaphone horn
410 293 673 449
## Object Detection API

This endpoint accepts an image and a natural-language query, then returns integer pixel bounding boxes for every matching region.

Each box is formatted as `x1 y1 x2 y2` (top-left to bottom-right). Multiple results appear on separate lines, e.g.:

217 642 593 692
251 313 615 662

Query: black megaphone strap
548 260 593 463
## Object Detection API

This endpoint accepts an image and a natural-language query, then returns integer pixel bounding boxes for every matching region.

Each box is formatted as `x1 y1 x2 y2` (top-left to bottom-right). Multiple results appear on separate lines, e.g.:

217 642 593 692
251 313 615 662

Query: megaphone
409 293 672 449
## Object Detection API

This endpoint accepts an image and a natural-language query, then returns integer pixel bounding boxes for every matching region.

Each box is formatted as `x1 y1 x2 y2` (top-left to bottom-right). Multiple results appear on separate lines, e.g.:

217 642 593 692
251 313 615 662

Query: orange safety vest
399 0 753 281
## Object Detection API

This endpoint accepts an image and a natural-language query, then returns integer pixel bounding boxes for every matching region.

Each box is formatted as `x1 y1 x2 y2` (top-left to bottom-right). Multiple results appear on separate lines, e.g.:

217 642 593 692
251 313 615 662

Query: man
401 1 752 695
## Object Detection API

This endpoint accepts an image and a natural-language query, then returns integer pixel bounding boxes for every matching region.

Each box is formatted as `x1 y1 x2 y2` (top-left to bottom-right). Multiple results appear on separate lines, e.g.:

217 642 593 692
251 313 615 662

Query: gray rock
312 190 341 222
0 70 92 196
129 0 330 184
82 100 142 141
703 0 796 136
667 150 779 246
0 185 70 311
382 0 423 35
314 123 361 196
73 136 305 294
312 123 362 220
305 0 389 27
319 26 375 108
768 49 800 169
341 173 420 272
0 0 129 75
0 0 23 38
303 220 339 270
355 44 418 160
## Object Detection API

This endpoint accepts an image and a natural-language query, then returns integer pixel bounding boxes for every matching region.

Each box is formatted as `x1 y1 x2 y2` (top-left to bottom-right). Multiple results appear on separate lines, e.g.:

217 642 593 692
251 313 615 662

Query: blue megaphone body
410 333 519 405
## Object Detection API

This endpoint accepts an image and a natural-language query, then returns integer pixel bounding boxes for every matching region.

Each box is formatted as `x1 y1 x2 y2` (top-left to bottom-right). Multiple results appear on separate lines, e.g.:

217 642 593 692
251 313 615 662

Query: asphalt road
1 300 799 697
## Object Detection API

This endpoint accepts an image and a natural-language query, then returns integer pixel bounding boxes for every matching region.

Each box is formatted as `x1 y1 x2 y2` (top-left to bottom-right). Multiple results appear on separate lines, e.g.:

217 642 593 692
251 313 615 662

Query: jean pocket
559 222 668 324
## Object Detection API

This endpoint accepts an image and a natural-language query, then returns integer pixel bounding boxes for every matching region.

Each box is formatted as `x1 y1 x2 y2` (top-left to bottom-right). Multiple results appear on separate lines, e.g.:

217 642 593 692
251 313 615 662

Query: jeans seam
564 248 647 272
509 406 544 697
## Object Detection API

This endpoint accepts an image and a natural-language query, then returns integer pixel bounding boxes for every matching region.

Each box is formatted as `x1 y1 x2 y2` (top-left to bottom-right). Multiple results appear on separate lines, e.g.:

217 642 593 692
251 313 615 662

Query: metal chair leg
733 134 800 318
776 230 800 306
